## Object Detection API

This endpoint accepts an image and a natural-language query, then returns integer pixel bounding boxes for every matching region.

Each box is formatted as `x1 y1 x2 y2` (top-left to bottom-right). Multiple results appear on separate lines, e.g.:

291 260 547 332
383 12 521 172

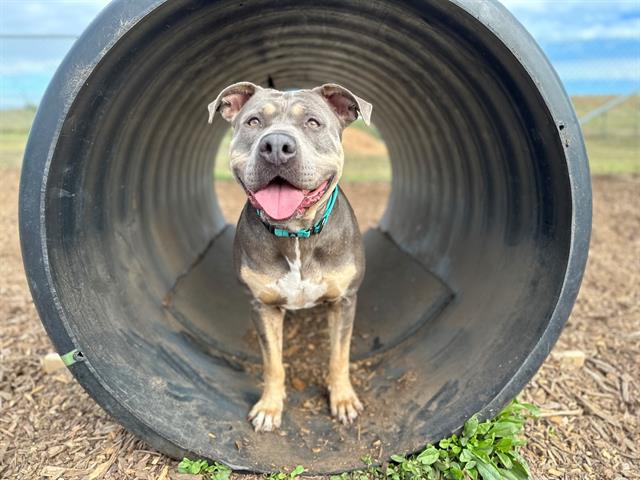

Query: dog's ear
208 82 261 123
312 83 372 126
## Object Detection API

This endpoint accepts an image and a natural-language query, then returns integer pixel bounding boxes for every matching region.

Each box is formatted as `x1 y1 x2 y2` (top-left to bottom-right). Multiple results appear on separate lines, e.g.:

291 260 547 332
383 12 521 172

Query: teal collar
257 186 339 238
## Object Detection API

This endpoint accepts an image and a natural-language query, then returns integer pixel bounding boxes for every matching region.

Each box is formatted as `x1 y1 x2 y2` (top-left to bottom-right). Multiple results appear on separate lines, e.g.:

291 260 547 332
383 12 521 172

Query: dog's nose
258 132 297 166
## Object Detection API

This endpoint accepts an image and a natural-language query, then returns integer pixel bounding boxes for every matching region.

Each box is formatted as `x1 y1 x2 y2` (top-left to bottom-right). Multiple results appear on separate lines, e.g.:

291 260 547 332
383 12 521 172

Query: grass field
0 106 36 168
573 95 640 174
1 96 637 177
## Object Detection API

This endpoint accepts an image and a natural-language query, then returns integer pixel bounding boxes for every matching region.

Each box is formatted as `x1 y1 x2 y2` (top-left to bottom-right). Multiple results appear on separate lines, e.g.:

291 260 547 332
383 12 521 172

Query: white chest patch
268 239 326 310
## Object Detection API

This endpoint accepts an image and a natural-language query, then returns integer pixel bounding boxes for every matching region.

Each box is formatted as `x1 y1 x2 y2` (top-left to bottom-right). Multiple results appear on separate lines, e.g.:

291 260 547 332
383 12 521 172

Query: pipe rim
19 0 591 472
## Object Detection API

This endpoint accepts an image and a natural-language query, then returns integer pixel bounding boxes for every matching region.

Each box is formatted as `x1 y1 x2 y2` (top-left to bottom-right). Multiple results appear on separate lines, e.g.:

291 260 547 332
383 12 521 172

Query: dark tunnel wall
20 0 591 473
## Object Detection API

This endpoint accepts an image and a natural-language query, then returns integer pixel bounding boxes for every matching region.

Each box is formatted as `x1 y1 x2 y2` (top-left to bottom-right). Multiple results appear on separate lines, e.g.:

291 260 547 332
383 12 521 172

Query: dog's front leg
327 294 363 424
248 301 286 432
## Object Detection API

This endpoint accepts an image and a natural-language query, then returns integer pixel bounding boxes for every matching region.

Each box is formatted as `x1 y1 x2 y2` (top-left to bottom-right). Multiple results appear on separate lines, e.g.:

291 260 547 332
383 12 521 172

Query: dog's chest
240 239 356 310
273 243 326 310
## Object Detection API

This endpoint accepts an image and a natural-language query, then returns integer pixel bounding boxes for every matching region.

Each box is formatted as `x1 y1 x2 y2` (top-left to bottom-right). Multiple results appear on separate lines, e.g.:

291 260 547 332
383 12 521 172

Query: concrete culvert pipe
19 0 591 473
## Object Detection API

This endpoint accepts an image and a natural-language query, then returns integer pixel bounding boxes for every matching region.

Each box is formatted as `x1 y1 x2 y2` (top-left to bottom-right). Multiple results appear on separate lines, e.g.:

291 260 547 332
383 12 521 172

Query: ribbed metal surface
20 0 591 473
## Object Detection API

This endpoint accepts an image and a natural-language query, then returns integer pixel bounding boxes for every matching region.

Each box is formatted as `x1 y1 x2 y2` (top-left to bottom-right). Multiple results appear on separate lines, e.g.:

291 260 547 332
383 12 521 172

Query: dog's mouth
247 177 330 221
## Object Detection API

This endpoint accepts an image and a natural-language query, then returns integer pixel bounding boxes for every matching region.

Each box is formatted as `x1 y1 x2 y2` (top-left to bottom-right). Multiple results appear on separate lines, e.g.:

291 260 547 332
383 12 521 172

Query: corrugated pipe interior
19 0 591 473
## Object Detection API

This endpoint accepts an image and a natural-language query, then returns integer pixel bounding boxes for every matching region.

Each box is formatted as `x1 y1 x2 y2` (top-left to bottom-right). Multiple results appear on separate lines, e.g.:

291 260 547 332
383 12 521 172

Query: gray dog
208 82 372 432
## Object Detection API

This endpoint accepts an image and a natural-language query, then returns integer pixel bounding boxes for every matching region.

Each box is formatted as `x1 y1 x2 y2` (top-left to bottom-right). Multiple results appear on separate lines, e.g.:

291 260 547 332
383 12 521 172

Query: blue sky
0 0 639 108
502 0 640 94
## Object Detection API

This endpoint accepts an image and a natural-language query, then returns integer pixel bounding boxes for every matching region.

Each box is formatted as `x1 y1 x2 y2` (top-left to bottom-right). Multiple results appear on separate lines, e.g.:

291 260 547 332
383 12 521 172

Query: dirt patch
1 167 638 479
342 128 388 158
519 175 639 479
238 304 408 470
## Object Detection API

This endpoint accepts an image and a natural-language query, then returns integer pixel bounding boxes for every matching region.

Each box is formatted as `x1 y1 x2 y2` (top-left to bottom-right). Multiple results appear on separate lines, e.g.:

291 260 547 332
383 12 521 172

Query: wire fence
579 93 640 139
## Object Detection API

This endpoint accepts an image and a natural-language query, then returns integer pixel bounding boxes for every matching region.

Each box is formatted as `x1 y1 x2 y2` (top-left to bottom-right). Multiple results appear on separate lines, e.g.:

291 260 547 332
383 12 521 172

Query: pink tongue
254 182 305 220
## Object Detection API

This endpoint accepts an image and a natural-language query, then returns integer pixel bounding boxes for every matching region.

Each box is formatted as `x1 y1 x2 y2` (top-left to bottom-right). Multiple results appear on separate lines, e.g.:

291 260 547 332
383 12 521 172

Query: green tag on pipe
60 349 84 366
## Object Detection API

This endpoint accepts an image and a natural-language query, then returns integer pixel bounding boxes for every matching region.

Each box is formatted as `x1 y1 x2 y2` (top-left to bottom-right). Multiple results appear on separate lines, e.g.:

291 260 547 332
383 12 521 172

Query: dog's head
208 83 372 223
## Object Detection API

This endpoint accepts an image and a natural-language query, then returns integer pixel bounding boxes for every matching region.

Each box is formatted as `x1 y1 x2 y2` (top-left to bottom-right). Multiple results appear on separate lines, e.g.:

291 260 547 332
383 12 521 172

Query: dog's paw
329 382 364 424
248 396 283 432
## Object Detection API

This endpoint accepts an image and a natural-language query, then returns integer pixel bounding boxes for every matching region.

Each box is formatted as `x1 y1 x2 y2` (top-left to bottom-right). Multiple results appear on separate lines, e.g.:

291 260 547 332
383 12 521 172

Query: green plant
177 399 538 480
267 465 306 479
333 399 539 480
178 457 232 480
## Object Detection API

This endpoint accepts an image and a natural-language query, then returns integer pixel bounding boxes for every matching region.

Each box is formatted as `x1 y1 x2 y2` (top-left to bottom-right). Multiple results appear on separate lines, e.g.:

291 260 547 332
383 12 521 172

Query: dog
208 82 372 432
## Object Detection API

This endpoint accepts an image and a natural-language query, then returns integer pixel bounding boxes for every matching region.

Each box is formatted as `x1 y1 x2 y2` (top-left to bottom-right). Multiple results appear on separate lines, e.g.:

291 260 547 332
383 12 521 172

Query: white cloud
577 21 640 41
531 19 640 42
0 0 111 35
0 59 63 75
554 57 640 81
499 0 550 12
499 0 640 42
500 0 639 13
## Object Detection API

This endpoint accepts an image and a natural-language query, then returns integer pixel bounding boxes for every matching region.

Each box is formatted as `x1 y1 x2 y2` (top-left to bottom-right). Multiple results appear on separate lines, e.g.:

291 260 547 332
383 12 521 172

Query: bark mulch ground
1 167 638 479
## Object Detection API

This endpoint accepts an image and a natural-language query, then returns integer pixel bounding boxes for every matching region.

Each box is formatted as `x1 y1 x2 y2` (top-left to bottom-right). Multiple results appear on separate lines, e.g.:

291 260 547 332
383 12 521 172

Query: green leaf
464 414 479 438
500 464 528 480
188 460 205 474
390 454 406 463
434 458 449 471
460 449 474 463
177 457 234 478
508 400 539 418
418 446 440 465
211 469 231 480
177 458 192 474
290 465 305 478
495 437 513 452
476 422 492 435
499 399 532 417
511 455 531 478
467 466 479 480
449 465 464 480
473 456 502 480
361 455 374 466
177 458 190 474
490 420 521 438
522 402 540 417
468 446 491 464
498 468 520 480
476 438 495 451
496 451 513 469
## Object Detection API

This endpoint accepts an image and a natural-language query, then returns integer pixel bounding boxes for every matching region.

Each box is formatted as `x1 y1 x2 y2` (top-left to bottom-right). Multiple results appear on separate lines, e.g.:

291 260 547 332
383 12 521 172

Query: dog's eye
306 118 321 129
247 117 261 127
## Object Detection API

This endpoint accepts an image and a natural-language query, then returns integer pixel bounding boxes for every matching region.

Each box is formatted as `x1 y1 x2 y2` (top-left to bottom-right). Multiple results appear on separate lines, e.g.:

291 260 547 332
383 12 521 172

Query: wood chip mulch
1 168 638 479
